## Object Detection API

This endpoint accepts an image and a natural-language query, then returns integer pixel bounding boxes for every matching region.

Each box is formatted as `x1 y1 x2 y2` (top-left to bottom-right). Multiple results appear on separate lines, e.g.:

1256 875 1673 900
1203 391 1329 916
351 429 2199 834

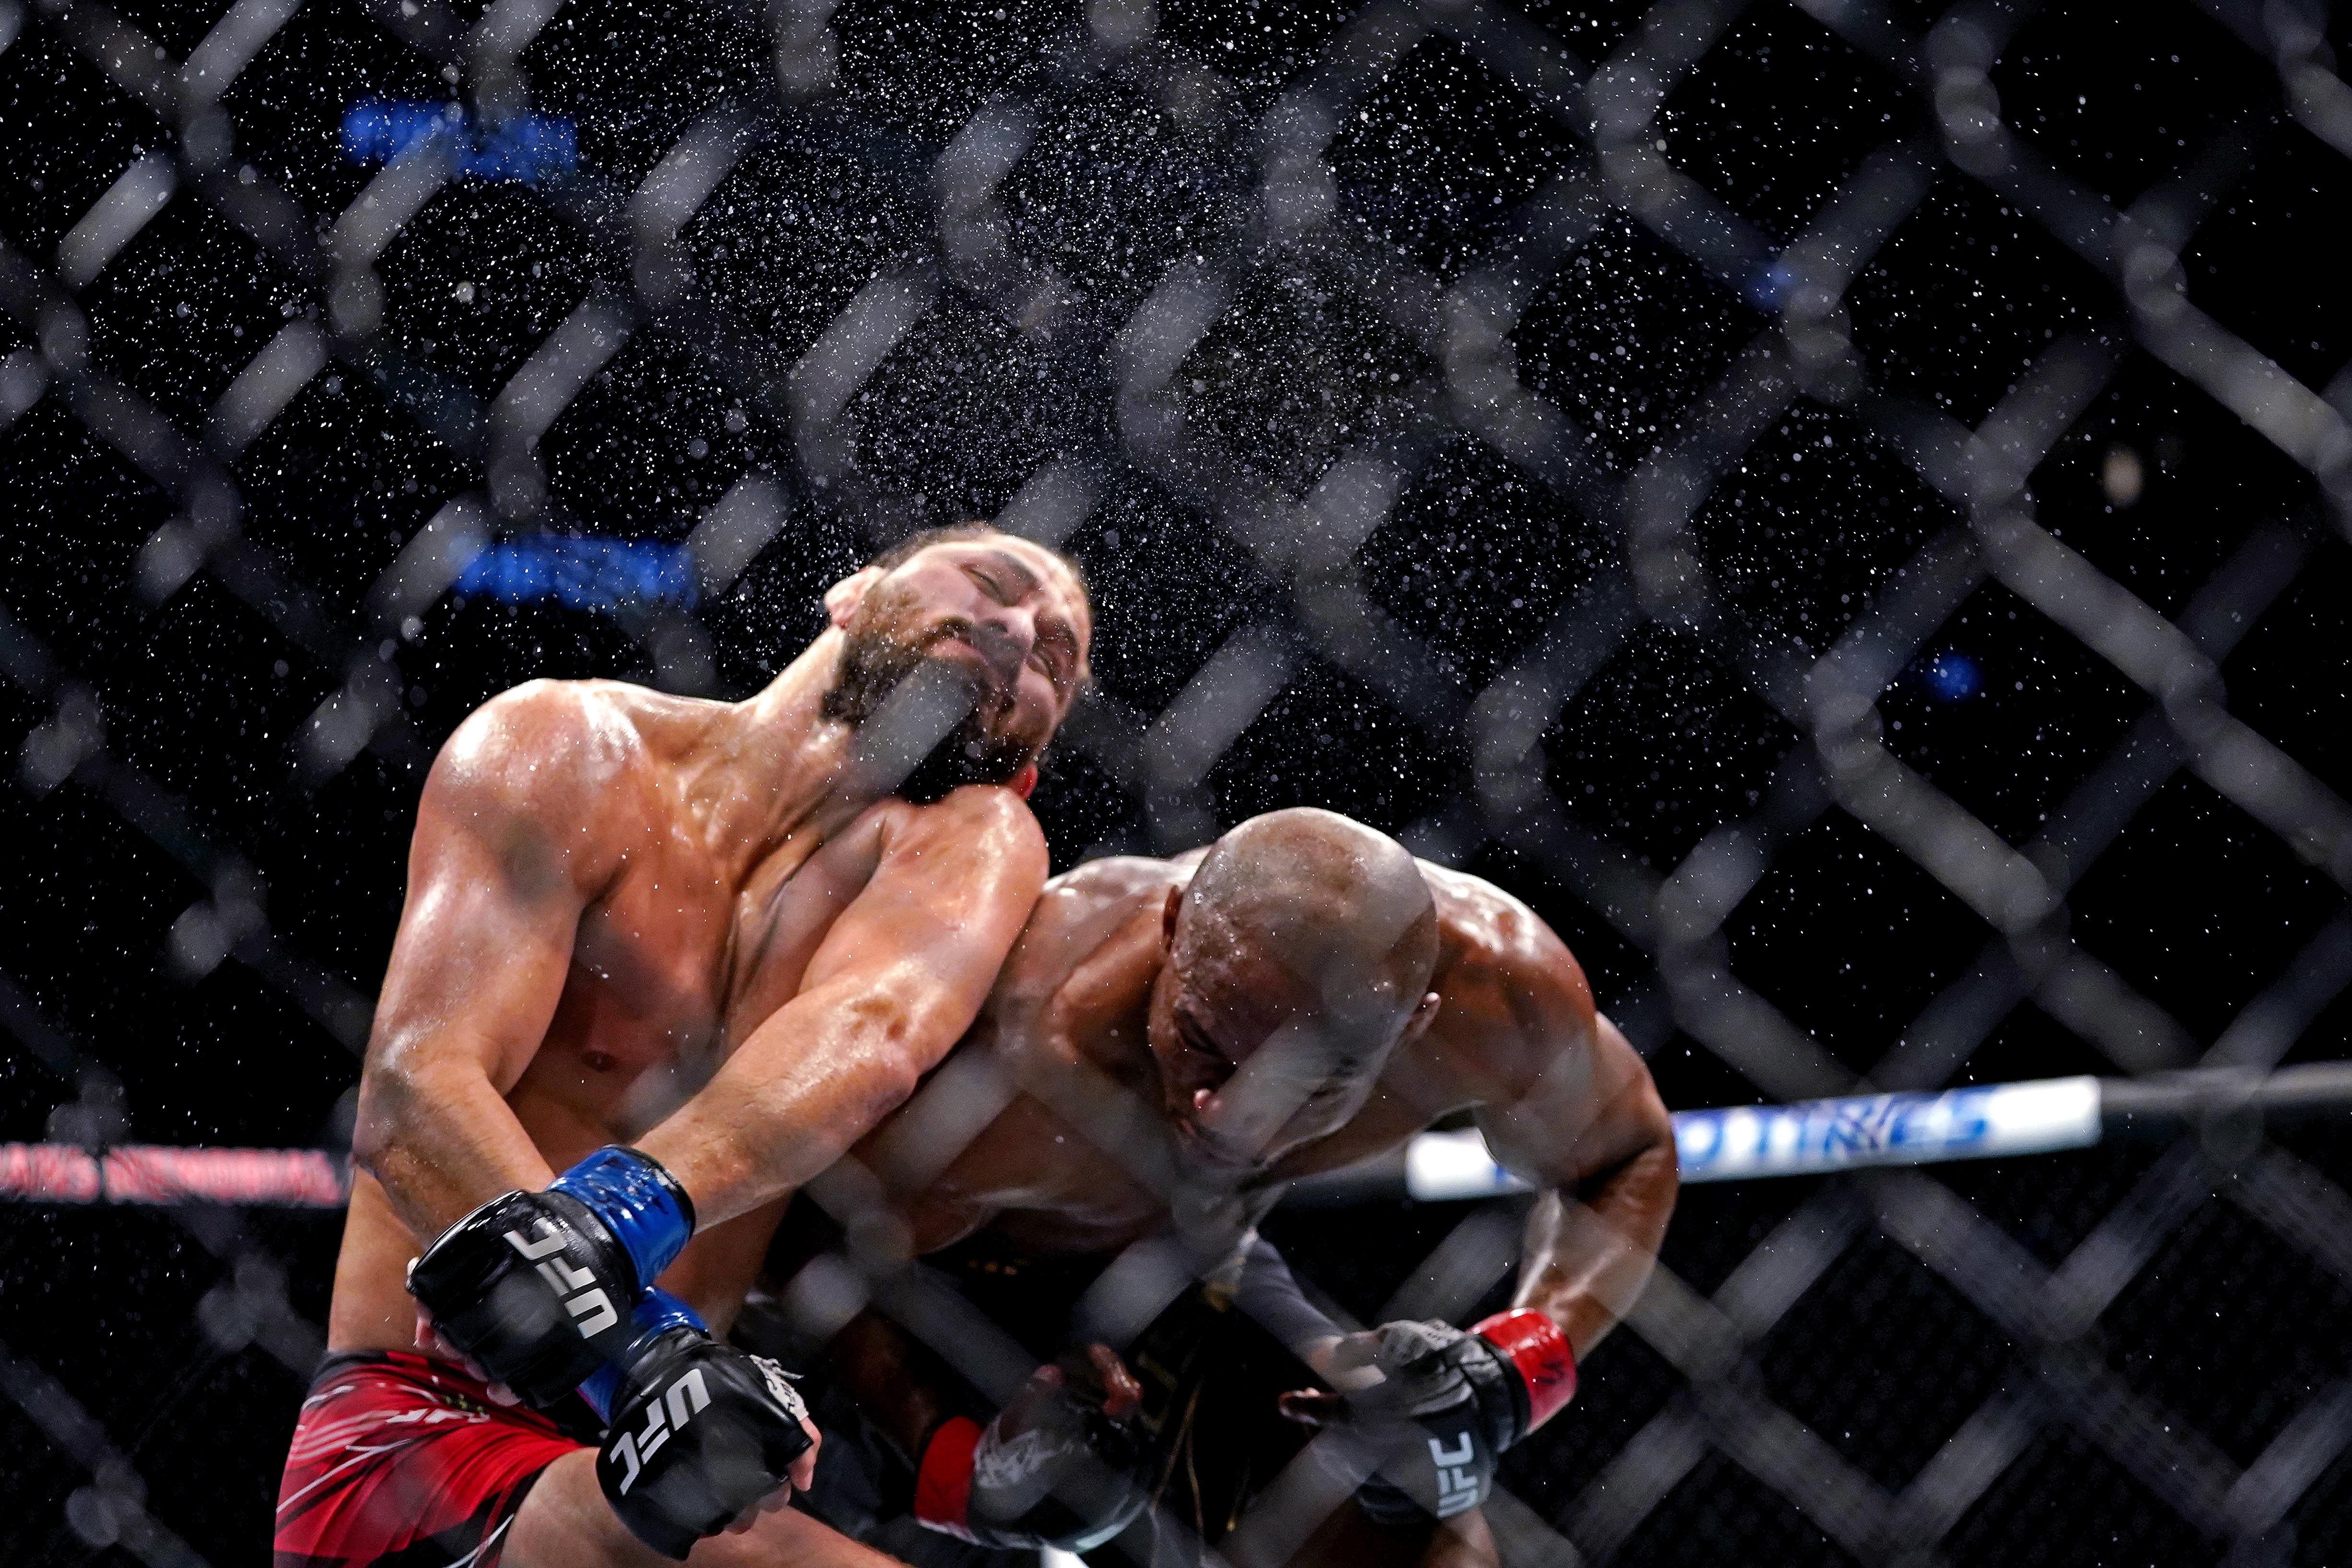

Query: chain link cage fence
4 0 2352 1563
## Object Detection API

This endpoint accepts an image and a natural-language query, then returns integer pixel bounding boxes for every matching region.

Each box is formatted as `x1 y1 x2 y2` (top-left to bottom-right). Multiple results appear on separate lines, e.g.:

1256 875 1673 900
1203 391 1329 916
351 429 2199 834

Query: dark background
4 0 2351 1563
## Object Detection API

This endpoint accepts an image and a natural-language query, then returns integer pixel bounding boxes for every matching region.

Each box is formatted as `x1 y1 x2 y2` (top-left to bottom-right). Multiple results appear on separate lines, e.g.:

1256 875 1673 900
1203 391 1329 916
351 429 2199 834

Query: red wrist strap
913 1416 983 1541
1474 1308 1577 1433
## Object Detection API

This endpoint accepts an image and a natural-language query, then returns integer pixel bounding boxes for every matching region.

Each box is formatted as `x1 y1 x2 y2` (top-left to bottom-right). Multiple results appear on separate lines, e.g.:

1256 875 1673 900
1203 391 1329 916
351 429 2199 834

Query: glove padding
407 1186 639 1408
917 1347 1151 1552
407 1147 693 1410
1317 1320 1524 1530
595 1327 814 1560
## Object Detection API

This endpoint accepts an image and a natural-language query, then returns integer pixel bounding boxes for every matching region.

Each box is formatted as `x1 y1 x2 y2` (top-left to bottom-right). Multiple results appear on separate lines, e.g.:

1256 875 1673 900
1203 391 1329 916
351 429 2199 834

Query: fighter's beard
823 595 1034 806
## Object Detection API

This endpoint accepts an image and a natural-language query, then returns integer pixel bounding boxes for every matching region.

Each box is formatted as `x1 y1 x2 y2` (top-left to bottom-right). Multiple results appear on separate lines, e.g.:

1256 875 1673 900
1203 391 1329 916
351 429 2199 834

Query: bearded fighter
273 523 1091 1568
768 808 1676 1567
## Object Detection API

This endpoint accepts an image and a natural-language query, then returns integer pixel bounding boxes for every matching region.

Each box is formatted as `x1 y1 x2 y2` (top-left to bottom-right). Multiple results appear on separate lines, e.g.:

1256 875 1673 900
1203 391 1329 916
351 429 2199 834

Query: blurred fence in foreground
5 0 2352 1562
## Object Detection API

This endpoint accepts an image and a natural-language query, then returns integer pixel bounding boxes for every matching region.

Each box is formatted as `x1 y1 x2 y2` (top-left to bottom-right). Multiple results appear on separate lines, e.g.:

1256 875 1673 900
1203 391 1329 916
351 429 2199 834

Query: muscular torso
843 856 1596 1261
329 682 898 1351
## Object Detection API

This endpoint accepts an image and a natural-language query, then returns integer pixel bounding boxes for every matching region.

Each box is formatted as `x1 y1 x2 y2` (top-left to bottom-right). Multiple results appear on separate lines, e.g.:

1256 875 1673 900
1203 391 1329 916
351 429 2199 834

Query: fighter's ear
1161 884 1183 949
825 565 883 630
1400 991 1442 1046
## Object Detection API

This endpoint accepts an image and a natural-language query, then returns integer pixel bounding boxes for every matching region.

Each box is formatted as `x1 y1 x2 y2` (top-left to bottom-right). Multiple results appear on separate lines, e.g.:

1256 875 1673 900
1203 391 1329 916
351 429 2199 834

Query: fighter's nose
966 620 1028 689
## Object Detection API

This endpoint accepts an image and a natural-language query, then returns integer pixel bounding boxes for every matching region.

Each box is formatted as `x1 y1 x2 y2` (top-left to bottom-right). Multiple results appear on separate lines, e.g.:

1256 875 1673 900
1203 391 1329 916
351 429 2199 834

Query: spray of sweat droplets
4 0 2352 1562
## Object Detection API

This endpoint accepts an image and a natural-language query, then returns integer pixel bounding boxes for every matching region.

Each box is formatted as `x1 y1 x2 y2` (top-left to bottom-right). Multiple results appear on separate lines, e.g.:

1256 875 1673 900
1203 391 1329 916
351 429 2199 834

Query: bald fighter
275 524 1090 1568
779 808 1676 1567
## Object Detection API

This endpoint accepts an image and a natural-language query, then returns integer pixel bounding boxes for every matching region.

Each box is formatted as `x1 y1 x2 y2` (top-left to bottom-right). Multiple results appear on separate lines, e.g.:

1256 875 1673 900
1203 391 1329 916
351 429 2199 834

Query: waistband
308 1347 445 1387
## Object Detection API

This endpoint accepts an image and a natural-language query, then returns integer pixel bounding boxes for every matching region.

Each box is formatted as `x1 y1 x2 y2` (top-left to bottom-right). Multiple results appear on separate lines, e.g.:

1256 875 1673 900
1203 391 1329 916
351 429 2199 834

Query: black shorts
752 1224 1317 1567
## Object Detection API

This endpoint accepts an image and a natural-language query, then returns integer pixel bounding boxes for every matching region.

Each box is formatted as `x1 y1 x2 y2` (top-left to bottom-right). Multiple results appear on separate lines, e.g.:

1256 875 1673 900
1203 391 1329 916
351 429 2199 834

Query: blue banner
452 537 698 613
342 99 578 184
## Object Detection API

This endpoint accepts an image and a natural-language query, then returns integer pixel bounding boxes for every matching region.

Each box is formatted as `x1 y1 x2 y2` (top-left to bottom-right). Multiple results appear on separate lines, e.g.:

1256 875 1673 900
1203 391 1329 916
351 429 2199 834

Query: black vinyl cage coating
3 0 2352 1564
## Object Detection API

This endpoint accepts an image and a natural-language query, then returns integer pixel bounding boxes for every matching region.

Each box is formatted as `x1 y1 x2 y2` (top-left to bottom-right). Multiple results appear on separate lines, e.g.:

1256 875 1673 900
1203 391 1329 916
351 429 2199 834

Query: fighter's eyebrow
974 550 1042 599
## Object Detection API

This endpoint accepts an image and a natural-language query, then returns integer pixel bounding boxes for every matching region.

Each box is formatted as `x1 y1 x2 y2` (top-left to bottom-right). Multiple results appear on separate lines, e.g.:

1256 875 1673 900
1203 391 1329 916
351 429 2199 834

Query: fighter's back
850 847 1611 1258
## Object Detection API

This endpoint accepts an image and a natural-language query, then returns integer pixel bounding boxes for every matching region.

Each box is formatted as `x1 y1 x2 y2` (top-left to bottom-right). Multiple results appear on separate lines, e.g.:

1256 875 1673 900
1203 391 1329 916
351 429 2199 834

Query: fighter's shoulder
870 784 1049 869
1418 861 1545 944
1041 854 1188 905
1416 860 1581 988
1012 856 1181 954
426 679 654 822
1412 863 1595 1093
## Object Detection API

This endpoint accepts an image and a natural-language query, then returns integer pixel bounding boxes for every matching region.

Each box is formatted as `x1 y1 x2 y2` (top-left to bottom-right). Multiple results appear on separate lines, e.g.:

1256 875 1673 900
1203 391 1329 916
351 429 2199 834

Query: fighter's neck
677 630 885 872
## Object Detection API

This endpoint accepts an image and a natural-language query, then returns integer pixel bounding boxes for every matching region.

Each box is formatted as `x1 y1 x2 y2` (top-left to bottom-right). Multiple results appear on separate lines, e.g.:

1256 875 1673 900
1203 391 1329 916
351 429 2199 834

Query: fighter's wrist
1472 1307 1576 1437
548 1146 697 1288
580 1287 709 1422
912 1416 984 1540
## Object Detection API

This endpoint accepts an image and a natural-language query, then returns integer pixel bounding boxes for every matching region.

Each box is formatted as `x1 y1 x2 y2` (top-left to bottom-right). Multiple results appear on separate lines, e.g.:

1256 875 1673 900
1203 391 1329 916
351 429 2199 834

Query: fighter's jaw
923 638 1069 763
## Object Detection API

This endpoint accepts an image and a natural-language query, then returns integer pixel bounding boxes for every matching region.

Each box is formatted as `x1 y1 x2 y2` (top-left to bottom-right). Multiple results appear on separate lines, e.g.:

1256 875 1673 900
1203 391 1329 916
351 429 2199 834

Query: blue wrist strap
549 1146 695 1291
580 1287 706 1422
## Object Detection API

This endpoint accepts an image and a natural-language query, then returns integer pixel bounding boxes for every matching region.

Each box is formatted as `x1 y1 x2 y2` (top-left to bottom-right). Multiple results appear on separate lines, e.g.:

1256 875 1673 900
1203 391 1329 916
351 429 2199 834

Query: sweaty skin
325 532 1088 1568
815 826 1677 1567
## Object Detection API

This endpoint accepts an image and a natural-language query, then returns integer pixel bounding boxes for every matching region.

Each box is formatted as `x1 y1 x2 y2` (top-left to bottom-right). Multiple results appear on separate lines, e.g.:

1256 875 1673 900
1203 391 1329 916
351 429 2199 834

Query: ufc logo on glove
504 1219 620 1337
608 1370 713 1495
1428 1434 1480 1518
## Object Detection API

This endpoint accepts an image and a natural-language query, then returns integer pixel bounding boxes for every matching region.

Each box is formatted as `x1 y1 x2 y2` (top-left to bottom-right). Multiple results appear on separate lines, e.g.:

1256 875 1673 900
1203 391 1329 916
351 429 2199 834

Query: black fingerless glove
1337 1311 1575 1532
406 1147 695 1408
595 1325 814 1560
1346 1321 1523 1529
913 1354 1151 1552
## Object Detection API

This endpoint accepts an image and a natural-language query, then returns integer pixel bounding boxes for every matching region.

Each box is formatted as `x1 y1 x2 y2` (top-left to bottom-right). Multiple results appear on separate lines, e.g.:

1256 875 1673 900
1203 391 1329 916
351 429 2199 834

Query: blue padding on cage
452 537 699 612
341 99 577 183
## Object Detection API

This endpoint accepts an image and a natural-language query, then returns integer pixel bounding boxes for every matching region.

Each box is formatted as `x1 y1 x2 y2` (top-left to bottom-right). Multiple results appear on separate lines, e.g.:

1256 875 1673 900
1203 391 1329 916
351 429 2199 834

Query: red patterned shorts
273 1351 585 1568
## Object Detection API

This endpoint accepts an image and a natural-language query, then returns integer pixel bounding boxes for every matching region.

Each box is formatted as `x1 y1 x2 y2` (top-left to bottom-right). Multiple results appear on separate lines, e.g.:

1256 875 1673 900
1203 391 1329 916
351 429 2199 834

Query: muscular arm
638 787 1049 1229
1476 1012 1676 1358
351 686 618 1240
825 1308 962 1463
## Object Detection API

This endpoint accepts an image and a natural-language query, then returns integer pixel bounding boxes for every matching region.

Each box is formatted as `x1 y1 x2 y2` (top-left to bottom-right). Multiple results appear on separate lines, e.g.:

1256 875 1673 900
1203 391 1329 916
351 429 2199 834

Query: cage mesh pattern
3 0 2352 1563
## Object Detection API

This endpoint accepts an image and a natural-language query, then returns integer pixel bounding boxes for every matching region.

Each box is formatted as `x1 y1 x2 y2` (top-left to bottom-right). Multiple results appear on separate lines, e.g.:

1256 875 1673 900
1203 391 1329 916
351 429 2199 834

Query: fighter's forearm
1512 1135 1676 1358
353 1052 555 1242
638 973 965 1229
826 1309 961 1463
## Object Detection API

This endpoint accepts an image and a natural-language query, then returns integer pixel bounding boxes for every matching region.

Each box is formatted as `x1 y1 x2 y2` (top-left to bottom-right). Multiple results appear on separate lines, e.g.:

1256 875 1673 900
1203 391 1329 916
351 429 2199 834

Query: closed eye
965 566 1011 602
1034 628 1078 690
1176 1013 1225 1062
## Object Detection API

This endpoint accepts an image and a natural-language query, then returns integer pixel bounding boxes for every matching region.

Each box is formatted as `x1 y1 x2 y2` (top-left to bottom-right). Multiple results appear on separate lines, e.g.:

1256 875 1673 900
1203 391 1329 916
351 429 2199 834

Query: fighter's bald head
1170 808 1439 1064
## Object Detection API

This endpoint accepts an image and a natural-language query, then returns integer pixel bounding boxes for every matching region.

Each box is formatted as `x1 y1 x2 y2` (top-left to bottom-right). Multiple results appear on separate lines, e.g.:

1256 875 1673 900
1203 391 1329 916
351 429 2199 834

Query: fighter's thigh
1291 1501 1499 1568
504 1451 910 1568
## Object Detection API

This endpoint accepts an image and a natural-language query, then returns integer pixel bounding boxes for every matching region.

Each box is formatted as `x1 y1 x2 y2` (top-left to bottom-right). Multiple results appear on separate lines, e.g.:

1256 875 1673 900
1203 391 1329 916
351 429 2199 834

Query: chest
532 820 876 1093
903 1093 1172 1255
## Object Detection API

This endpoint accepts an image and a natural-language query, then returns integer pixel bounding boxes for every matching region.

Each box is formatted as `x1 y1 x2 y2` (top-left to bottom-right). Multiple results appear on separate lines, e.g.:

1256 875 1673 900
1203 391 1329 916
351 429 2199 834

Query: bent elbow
349 1062 423 1178
838 989 966 1108
859 1059 926 1126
